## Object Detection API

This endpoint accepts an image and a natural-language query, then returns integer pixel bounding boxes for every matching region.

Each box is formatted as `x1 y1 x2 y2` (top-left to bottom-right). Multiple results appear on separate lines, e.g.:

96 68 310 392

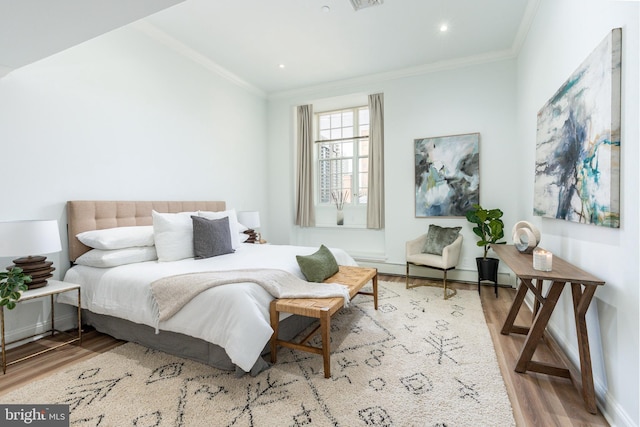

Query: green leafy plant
0 267 32 309
465 204 506 258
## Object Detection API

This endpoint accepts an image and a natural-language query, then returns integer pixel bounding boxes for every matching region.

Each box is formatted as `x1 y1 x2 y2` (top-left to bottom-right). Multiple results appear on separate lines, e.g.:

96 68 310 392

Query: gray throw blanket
150 268 350 324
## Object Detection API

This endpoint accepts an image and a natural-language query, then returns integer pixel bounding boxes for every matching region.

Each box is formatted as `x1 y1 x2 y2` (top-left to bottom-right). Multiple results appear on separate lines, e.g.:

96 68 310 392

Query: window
316 106 369 205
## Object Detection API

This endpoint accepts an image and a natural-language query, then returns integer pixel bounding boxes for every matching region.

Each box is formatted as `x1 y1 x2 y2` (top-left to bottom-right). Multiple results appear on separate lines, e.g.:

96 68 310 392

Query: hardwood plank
0 328 123 396
0 276 610 426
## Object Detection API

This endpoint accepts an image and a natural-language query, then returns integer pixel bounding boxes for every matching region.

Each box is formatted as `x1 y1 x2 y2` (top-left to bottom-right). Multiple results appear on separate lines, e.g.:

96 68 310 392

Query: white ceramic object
512 221 541 253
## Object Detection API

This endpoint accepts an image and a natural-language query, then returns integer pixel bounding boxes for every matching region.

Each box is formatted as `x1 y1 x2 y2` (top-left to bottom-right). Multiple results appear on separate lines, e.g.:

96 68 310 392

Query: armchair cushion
422 225 462 255
407 234 463 270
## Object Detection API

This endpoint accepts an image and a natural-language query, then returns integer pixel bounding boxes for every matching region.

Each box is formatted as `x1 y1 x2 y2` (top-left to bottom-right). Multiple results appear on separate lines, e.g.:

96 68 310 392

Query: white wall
267 59 520 282
515 0 639 425
0 25 268 344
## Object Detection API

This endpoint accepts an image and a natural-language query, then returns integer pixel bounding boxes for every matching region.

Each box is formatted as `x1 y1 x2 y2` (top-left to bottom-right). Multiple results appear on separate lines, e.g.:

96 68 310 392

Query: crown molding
269 0 540 100
131 20 266 98
511 0 542 55
268 49 516 100
131 1 539 102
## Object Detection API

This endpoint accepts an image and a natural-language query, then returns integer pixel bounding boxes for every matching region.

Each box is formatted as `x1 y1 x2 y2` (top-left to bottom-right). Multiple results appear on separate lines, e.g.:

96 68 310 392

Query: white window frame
315 106 369 207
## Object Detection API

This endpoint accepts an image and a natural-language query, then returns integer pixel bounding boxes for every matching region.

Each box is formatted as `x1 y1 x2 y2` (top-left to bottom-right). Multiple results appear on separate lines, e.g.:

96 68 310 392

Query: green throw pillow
422 225 462 255
296 245 339 282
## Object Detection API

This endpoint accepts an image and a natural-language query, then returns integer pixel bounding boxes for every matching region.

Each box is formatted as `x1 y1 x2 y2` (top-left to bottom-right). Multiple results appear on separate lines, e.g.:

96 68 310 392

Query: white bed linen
60 244 357 372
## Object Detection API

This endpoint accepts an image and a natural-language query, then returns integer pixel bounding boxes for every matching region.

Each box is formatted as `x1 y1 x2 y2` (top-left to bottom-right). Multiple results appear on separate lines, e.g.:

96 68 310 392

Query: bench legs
269 301 279 364
270 268 377 378
270 304 332 378
357 275 378 310
320 310 330 378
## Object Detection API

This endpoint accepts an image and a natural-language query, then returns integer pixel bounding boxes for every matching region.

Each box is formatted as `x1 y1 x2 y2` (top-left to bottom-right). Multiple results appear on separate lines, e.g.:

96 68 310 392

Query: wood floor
0 274 609 426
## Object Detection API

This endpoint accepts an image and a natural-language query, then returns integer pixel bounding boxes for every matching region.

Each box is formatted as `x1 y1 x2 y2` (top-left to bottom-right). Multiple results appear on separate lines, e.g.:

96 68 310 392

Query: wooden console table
491 244 604 414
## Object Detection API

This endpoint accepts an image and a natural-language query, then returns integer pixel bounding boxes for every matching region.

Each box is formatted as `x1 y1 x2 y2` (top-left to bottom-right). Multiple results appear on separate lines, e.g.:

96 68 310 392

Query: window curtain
367 93 385 229
295 104 315 227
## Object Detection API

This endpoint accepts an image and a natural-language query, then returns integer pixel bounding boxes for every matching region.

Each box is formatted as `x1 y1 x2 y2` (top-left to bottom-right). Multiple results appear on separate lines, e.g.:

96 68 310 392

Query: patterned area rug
1 281 515 426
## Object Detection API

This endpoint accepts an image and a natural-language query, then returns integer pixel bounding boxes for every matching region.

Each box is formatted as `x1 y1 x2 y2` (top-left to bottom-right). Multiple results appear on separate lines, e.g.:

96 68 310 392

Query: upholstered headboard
67 200 226 262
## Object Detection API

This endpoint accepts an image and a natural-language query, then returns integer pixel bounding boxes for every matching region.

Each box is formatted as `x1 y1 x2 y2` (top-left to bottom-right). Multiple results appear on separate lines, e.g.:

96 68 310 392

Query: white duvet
59 244 357 372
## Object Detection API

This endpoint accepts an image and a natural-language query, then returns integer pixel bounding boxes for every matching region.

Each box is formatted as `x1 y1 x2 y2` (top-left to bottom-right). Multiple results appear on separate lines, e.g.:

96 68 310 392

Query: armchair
405 232 463 300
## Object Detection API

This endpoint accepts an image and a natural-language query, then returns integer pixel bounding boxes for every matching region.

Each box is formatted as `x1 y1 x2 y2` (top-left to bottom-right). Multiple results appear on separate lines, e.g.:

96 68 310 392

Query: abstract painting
415 133 479 217
534 28 621 227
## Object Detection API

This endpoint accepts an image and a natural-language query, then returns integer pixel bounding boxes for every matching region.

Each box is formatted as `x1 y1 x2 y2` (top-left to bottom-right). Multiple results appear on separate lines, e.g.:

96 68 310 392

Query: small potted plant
0 267 32 310
465 204 505 295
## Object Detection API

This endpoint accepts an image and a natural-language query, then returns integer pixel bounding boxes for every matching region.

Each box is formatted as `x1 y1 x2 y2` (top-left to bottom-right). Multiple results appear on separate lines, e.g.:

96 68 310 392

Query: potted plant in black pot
465 204 505 296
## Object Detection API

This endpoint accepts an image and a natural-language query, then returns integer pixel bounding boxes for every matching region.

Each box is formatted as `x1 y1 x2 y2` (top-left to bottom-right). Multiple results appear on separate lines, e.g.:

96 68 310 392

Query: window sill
314 223 367 229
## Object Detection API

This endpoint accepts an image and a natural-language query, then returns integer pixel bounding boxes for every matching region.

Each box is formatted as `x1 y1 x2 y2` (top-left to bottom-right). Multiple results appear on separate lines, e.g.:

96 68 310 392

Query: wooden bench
269 266 378 378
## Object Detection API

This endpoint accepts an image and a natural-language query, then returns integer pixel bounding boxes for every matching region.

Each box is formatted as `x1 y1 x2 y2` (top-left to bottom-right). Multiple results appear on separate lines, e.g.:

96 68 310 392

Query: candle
533 248 553 271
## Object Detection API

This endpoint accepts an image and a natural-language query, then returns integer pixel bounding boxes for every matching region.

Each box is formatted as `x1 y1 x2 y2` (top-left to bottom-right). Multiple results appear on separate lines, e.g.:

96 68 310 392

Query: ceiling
0 0 183 74
1 0 536 95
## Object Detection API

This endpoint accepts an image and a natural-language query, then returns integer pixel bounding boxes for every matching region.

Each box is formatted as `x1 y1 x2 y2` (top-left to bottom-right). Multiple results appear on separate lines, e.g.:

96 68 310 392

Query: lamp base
243 229 259 244
9 255 55 289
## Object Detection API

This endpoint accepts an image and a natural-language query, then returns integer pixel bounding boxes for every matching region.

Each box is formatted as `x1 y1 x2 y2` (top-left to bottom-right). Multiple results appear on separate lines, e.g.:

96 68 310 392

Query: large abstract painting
415 133 479 217
534 28 621 227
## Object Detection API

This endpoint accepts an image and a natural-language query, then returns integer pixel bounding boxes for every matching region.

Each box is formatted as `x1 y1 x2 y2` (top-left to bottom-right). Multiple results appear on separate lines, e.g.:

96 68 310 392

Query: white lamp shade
237 211 261 229
0 220 62 257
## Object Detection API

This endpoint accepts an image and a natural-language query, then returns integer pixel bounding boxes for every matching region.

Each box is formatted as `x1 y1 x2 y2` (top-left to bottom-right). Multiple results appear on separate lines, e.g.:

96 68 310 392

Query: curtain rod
314 135 369 144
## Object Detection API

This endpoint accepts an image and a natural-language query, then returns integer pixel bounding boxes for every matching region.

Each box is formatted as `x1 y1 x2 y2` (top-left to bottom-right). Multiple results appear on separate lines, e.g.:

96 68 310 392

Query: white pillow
75 247 157 268
198 209 242 249
77 226 154 250
152 211 197 262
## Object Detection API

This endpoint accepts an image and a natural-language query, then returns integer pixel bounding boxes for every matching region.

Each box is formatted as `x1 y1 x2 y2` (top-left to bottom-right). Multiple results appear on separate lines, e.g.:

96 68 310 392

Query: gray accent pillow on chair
422 225 462 255
191 215 234 259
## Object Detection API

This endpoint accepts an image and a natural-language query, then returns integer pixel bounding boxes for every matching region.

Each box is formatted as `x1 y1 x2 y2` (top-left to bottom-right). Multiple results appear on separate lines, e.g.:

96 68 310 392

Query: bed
58 200 357 376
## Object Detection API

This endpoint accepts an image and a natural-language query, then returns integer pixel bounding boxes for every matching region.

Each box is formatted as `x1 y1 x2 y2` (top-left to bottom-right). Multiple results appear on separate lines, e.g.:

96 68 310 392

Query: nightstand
1 279 82 374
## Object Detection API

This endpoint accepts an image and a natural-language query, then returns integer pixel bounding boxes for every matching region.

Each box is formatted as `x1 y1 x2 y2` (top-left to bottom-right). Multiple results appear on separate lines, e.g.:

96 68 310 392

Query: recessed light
440 23 448 32
322 5 330 13
278 64 285 69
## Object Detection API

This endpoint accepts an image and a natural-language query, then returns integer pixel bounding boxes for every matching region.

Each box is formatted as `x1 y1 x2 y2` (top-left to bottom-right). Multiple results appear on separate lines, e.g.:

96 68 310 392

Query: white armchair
405 232 463 299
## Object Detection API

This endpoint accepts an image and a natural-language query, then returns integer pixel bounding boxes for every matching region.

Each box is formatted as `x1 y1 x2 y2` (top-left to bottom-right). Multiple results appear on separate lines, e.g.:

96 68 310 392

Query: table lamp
237 211 261 244
0 220 62 289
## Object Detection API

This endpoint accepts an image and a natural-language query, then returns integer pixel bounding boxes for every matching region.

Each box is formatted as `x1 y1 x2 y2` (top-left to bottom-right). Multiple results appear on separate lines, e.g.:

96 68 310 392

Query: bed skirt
82 310 314 376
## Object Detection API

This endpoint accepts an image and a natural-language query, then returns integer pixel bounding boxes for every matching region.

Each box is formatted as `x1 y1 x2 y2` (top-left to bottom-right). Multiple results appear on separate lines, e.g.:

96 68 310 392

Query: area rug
1 281 515 426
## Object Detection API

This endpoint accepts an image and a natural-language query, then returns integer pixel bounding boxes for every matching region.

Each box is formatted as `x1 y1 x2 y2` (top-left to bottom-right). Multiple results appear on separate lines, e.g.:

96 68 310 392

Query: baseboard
4 311 78 350
353 259 514 287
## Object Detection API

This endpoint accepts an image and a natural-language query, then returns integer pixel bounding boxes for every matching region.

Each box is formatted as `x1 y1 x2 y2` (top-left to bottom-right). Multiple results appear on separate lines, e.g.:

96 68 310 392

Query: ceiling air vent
349 0 383 11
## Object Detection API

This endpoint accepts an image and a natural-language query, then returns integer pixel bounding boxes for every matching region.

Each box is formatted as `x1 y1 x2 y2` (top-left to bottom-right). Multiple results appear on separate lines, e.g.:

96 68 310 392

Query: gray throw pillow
191 215 234 259
296 244 339 282
422 225 462 255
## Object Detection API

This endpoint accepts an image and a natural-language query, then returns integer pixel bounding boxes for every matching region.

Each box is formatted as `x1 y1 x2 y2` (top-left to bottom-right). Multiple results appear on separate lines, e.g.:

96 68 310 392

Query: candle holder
532 247 553 271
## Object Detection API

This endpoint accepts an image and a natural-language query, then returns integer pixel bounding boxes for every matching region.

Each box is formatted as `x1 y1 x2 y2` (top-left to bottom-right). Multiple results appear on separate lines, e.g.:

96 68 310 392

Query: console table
491 244 604 414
